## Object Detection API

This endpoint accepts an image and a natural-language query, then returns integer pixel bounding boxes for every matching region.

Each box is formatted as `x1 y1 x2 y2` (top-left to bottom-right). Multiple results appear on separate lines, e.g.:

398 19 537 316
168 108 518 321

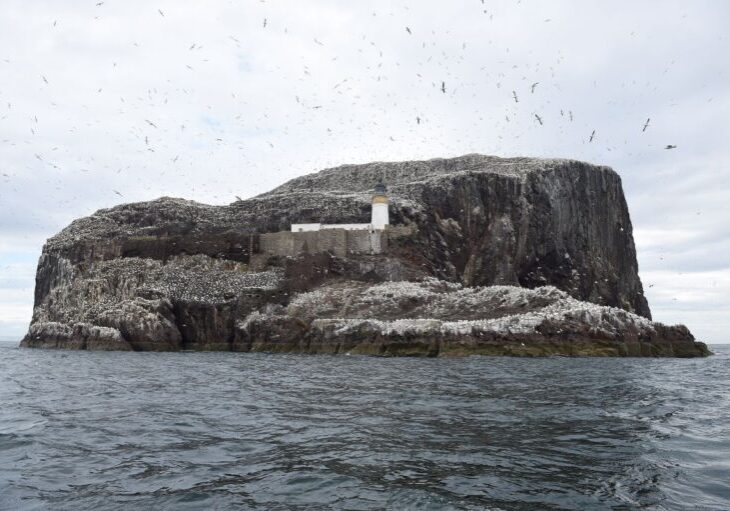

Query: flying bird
665 144 677 149
113 190 123 197
441 81 446 93
589 130 596 142
405 27 411 34
416 116 421 124
512 90 518 103
263 18 267 28
158 9 164 17
41 76 48 84
144 119 157 128
530 82 539 93
642 118 650 132
534 113 543 125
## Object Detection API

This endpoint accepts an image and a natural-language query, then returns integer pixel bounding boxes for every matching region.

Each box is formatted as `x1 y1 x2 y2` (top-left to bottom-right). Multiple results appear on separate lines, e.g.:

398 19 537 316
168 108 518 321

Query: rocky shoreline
20 154 710 357
235 280 709 357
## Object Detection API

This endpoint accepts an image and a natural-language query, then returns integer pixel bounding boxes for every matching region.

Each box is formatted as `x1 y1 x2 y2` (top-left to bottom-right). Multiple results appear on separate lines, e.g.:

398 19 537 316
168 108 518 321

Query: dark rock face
259 155 649 318
22 154 705 356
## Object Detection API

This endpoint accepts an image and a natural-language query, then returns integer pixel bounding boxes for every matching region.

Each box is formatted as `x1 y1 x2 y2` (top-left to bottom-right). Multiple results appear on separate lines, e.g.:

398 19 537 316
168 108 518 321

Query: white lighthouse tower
371 182 389 230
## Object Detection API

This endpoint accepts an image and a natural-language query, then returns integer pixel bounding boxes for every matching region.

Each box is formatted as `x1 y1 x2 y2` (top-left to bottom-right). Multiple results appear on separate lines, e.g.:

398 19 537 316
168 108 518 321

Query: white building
291 183 390 232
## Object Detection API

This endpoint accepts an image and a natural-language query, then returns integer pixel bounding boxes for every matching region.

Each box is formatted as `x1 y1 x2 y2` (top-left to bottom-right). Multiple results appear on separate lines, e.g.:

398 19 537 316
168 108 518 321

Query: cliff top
262 153 614 196
44 154 615 251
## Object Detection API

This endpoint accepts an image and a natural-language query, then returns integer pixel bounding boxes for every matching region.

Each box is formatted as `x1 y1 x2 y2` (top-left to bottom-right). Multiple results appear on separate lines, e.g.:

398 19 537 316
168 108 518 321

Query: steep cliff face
21 154 699 356
262 155 649 317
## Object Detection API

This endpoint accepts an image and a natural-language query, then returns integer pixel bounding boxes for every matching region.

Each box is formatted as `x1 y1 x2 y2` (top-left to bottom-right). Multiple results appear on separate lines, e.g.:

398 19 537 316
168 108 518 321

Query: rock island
21 154 710 357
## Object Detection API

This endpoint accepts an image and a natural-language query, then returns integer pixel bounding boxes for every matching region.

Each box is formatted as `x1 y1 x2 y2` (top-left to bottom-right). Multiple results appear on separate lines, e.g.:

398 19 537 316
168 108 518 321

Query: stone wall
247 225 416 271
259 229 384 258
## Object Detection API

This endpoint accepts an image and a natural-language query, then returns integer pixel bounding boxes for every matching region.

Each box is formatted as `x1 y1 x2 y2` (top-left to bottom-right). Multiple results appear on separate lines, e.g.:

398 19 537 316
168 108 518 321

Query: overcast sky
1 0 728 343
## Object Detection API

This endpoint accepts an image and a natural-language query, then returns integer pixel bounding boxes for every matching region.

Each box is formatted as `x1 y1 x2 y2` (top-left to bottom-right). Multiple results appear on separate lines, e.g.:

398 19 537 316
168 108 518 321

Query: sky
0 0 728 343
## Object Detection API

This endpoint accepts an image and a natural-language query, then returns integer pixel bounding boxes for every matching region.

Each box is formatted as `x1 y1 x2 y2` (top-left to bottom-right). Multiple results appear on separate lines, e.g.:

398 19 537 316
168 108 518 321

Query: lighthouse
371 182 389 230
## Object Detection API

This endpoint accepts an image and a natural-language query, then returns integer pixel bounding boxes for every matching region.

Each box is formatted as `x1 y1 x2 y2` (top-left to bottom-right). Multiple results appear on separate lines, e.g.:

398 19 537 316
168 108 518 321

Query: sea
0 339 728 511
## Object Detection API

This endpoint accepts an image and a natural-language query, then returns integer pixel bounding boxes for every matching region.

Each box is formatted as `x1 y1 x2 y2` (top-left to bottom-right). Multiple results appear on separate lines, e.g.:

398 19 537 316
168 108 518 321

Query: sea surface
0 340 728 511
